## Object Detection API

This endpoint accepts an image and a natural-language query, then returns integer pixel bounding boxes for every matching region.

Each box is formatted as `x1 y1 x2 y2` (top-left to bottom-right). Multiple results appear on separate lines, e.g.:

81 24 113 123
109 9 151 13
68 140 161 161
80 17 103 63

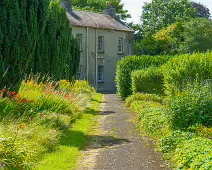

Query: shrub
173 137 212 170
163 52 212 95
115 55 172 100
168 81 212 129
131 67 164 95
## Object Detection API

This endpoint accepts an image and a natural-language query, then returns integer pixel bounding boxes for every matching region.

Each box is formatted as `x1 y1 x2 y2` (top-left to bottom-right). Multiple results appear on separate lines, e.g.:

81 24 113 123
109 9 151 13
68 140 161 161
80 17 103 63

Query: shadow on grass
92 98 107 103
59 130 130 150
85 108 100 115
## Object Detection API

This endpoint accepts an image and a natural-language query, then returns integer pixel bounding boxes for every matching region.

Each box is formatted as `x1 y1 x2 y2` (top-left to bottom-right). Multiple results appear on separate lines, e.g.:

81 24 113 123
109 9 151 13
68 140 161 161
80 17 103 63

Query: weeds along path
76 94 170 170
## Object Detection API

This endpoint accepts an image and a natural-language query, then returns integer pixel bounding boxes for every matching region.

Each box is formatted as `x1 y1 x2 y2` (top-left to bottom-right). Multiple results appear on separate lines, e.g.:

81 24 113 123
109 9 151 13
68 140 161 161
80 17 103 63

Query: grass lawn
36 93 103 170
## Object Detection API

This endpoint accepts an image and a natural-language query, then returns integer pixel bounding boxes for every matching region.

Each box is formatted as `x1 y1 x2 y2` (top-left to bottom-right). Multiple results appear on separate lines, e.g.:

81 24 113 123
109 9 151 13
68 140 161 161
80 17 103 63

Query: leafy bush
163 52 212 95
131 67 164 95
168 81 212 129
115 55 172 100
173 137 212 170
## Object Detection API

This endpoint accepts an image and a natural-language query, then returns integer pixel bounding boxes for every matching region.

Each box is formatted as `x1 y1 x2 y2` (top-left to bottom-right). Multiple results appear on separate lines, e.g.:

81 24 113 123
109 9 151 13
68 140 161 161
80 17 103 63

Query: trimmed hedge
163 52 212 95
115 55 172 100
131 67 164 95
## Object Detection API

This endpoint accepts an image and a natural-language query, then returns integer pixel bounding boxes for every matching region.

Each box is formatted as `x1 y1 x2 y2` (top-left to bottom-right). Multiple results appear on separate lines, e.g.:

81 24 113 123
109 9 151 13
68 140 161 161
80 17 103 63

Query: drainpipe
86 27 89 81
95 24 98 90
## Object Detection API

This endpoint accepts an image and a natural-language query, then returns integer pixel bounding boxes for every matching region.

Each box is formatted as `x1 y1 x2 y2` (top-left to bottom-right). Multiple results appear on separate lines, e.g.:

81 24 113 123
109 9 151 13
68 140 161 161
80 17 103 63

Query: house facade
61 1 134 92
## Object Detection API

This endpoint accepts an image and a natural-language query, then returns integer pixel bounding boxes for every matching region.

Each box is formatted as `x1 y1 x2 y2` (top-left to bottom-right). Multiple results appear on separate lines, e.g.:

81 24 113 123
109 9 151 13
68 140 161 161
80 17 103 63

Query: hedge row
0 0 80 89
131 67 164 95
163 52 212 95
115 55 172 100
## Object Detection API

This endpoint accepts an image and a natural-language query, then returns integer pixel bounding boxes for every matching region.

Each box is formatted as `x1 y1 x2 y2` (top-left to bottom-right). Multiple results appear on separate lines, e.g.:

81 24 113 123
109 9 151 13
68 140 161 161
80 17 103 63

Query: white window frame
98 36 104 52
118 37 124 53
97 65 104 82
76 33 83 51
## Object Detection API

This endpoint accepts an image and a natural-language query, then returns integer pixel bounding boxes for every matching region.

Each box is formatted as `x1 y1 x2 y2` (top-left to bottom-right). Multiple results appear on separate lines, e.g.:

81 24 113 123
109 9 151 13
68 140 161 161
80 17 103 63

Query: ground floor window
77 65 83 80
98 65 104 82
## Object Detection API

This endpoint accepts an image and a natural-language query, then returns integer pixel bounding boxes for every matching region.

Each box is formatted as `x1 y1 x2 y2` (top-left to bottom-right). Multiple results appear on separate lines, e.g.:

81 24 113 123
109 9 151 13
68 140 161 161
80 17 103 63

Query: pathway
76 94 170 170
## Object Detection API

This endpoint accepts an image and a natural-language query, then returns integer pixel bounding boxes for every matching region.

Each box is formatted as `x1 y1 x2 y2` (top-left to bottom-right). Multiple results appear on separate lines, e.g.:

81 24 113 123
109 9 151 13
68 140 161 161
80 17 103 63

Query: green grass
35 93 103 170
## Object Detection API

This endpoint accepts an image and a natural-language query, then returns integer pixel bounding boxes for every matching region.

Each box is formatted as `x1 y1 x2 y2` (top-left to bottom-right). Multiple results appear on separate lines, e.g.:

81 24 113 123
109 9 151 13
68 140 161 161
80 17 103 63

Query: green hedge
115 55 172 100
131 67 164 95
163 52 212 95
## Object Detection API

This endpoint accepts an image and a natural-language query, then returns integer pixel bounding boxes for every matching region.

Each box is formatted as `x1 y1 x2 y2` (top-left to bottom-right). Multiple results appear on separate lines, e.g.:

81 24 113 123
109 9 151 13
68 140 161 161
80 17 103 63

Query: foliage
163 52 212 95
126 52 212 169
192 2 211 19
0 76 98 169
134 35 160 56
135 22 184 56
168 81 212 129
115 55 172 100
136 18 212 56
179 18 212 53
141 0 196 36
127 92 212 169
160 130 193 153
70 0 131 20
152 22 184 55
127 94 169 137
173 137 212 170
36 93 103 170
0 0 80 89
131 67 164 95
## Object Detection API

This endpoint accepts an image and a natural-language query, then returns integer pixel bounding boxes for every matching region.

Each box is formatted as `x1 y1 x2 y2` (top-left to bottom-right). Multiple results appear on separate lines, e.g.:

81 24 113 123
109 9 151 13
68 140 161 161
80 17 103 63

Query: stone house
61 1 134 92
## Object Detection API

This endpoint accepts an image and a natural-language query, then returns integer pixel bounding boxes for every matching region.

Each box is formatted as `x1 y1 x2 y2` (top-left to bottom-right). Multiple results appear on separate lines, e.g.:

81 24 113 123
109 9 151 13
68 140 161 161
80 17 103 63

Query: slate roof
66 10 134 32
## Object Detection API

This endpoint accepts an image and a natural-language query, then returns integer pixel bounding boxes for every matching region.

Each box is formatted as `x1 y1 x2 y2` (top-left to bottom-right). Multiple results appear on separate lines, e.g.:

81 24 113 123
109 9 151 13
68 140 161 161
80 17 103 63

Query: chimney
60 0 73 12
104 1 116 17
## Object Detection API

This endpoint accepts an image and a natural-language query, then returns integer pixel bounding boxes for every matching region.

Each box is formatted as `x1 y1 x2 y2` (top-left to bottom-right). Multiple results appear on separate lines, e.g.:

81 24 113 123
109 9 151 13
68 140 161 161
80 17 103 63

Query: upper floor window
98 36 104 52
76 33 82 51
118 37 123 53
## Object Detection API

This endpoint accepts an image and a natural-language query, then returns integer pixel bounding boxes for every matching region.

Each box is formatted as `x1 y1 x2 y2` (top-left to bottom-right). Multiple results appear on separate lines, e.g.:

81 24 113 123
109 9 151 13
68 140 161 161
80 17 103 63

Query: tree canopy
192 2 211 19
141 0 196 36
71 0 131 20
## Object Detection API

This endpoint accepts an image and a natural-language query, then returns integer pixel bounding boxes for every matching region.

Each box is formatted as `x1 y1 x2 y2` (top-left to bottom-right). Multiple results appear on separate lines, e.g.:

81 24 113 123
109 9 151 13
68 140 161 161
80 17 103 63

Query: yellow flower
20 124 26 129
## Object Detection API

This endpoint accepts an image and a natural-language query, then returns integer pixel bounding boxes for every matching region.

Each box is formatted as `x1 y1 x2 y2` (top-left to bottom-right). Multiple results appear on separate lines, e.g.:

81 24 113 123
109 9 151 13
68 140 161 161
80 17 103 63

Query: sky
121 0 212 24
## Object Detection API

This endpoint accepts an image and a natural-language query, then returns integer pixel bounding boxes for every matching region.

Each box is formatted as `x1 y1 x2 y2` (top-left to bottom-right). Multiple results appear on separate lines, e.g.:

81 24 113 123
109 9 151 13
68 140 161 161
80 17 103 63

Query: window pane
118 37 123 53
98 36 104 51
98 65 104 82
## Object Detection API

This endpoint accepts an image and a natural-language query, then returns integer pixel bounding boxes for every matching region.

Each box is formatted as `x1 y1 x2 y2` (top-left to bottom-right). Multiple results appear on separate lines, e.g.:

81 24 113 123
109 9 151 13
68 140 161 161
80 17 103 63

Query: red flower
40 113 46 118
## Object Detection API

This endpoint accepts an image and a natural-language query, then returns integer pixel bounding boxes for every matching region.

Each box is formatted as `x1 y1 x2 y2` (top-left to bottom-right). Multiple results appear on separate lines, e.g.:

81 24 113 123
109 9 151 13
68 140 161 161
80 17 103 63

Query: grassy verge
35 93 103 170
0 76 102 169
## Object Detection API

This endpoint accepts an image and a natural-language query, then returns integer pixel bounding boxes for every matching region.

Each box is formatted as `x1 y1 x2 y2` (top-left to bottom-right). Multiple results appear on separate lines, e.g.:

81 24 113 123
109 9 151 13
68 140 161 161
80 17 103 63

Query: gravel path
76 94 170 170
